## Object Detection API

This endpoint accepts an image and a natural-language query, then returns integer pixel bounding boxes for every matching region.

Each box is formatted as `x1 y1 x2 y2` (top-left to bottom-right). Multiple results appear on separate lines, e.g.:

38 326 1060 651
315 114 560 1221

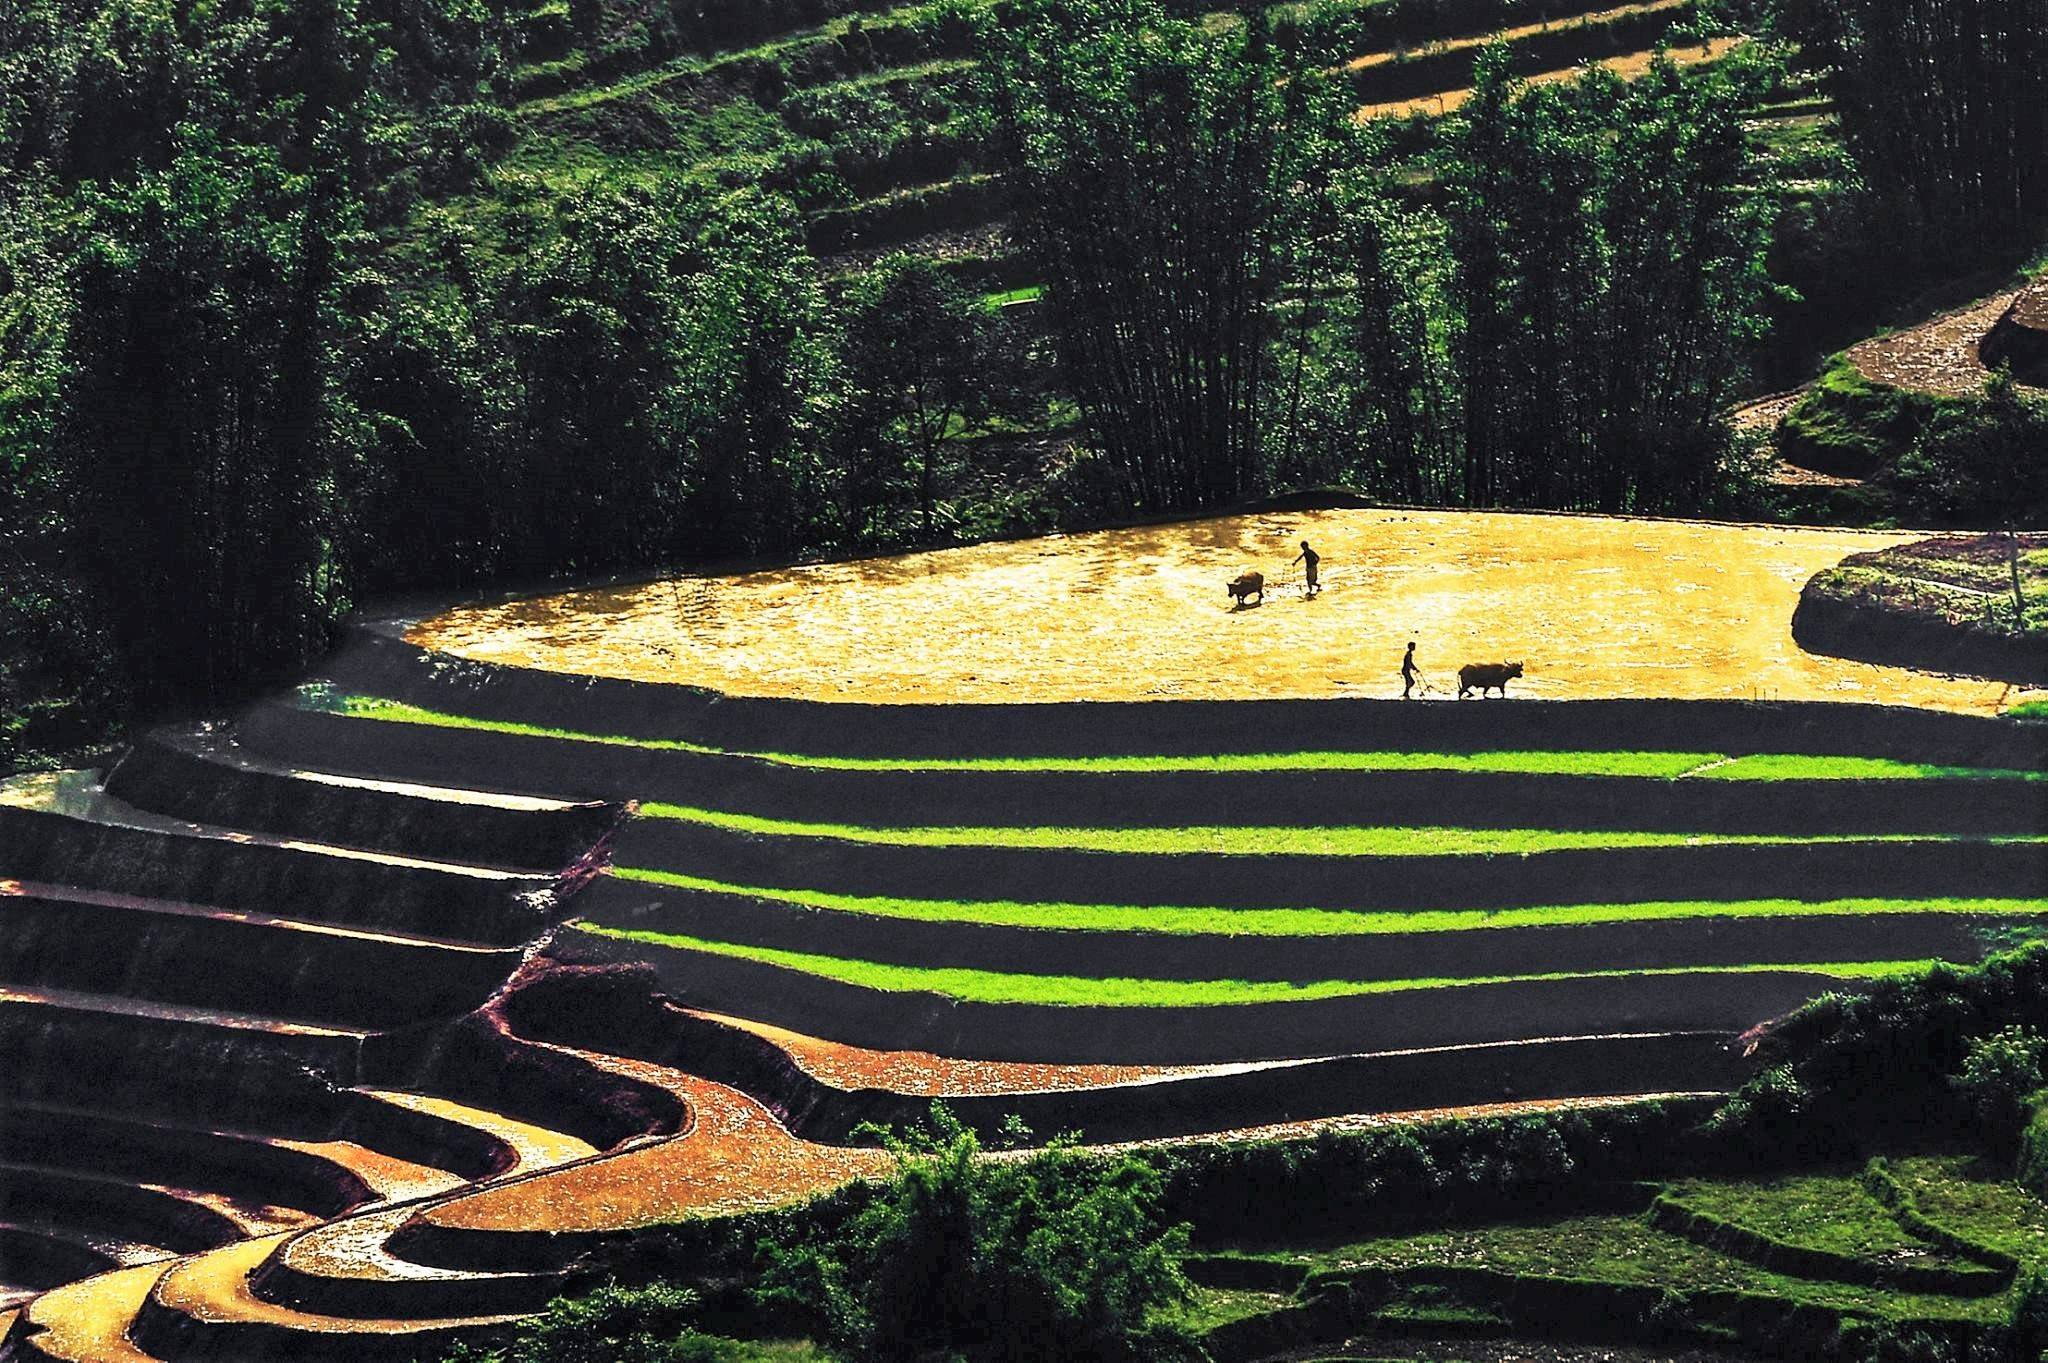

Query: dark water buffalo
1458 661 1524 698
1228 572 1265 607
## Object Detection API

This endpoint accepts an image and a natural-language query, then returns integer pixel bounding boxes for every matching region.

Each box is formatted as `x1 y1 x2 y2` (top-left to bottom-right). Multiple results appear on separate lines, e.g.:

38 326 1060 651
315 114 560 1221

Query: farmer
1401 640 1419 699
1292 540 1321 596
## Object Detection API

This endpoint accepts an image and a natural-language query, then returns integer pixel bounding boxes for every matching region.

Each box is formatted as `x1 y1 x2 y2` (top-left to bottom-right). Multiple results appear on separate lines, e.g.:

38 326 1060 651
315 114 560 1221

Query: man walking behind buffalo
1293 540 1321 596
1401 640 1419 699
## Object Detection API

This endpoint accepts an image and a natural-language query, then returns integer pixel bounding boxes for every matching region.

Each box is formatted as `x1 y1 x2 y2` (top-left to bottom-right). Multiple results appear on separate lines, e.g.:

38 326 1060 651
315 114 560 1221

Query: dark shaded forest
0 0 2043 761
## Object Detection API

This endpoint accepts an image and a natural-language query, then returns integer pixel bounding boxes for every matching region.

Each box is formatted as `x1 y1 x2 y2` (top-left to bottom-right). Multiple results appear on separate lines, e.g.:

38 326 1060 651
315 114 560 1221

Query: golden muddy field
410 508 2022 713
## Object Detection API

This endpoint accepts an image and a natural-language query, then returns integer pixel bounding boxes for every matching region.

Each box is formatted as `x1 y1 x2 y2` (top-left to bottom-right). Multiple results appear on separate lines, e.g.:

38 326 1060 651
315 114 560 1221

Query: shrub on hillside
2019 1102 2048 1203
1776 356 1953 480
444 1283 761 1363
1891 369 2048 527
1951 1025 2048 1144
1738 947 2048 1151
755 1109 1195 1363
2012 1267 2048 1363
1144 1100 1717 1243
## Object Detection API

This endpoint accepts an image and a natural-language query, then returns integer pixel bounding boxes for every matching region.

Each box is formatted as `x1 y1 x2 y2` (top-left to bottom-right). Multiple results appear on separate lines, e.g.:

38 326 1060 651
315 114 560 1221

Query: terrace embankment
7 508 2048 1359
1795 533 2048 685
572 876 2024 984
486 958 1749 1144
0 726 663 1354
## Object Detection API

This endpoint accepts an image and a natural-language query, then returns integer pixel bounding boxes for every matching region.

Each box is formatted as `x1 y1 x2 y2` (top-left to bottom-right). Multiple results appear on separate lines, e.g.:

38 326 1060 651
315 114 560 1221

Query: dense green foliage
983 12 1777 514
1952 1025 2048 1142
447 1283 822 1363
756 1113 1194 1361
2 0 2041 762
1780 0 2048 260
1893 371 2048 528
1434 48 1773 510
981 0 1340 508
0 0 1009 761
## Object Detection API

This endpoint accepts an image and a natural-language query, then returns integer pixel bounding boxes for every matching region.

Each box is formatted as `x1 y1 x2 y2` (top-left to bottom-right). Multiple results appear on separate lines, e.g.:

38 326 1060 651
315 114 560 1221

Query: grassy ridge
331 694 2043 779
1189 1148 2048 1354
574 922 1928 1005
609 868 2048 937
1287 1210 2000 1322
635 802 2019 856
1663 1172 1964 1261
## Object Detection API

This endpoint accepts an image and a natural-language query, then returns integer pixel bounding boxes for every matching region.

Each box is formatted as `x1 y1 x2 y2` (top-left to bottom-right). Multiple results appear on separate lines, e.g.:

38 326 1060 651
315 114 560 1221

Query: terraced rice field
480 0 1747 276
3 509 2045 1359
1193 1155 2048 1360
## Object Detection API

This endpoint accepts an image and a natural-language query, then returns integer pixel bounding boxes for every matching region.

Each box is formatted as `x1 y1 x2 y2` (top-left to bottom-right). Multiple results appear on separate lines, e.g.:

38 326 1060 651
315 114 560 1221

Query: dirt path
1846 291 2036 399
410 508 2019 713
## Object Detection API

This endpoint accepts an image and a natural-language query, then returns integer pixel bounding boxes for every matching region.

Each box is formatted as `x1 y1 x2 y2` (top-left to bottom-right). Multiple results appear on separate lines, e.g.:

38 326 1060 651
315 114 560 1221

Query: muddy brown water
410 509 2025 715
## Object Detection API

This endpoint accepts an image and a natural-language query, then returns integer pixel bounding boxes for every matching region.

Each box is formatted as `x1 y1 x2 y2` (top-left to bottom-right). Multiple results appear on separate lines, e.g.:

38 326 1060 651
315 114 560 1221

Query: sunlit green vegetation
573 923 1927 1006
608 868 2048 938
1282 1211 2001 1321
331 694 2042 780
1662 1170 1968 1262
634 801 1994 857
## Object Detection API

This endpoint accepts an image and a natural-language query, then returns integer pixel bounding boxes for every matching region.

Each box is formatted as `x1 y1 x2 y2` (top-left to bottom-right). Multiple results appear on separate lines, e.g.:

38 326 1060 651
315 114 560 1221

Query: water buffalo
1458 661 1524 698
1228 572 1265 607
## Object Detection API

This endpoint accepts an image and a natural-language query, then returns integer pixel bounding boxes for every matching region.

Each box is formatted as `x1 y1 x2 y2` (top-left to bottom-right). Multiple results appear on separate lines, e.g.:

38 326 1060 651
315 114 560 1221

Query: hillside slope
444 0 1744 280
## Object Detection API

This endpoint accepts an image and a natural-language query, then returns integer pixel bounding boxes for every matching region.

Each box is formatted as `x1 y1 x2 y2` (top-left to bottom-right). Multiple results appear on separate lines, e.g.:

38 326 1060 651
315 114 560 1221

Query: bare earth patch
1846 291 2045 400
411 508 2015 713
425 1071 889 1233
691 1009 1245 1095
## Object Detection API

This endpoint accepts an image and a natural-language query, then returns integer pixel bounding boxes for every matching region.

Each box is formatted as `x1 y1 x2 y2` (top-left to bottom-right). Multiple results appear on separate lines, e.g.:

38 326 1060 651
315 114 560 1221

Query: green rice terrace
467 0 1767 279
3 509 2048 1361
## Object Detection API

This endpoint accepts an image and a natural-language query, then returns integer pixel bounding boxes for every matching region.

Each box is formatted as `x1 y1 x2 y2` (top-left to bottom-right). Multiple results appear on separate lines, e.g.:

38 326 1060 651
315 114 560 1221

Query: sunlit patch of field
574 924 1931 1007
408 508 2014 711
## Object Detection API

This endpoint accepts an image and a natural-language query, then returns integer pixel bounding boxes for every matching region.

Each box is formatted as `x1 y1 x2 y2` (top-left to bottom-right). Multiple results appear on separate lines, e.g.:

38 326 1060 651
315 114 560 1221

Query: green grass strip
1696 753 2042 781
606 868 2048 938
633 802 1982 857
983 284 1045 307
325 693 2043 781
573 922 1932 1006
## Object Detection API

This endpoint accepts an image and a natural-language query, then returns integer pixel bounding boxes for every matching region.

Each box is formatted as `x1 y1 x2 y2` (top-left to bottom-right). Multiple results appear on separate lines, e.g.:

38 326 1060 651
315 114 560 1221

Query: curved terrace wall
496 959 1754 1146
0 886 522 1031
575 877 2017 984
319 625 2042 766
552 929 1831 1065
240 701 2048 838
609 816 2048 911
1794 587 2048 687
0 803 558 947
105 731 622 873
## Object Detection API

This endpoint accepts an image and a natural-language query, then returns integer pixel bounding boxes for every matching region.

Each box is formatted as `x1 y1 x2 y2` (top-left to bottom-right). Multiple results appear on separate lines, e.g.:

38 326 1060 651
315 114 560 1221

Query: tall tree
1788 0 2048 255
1441 47 1519 508
41 0 380 707
1438 49 1774 512
980 0 1338 512
838 254 1005 543
1337 180 1458 504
